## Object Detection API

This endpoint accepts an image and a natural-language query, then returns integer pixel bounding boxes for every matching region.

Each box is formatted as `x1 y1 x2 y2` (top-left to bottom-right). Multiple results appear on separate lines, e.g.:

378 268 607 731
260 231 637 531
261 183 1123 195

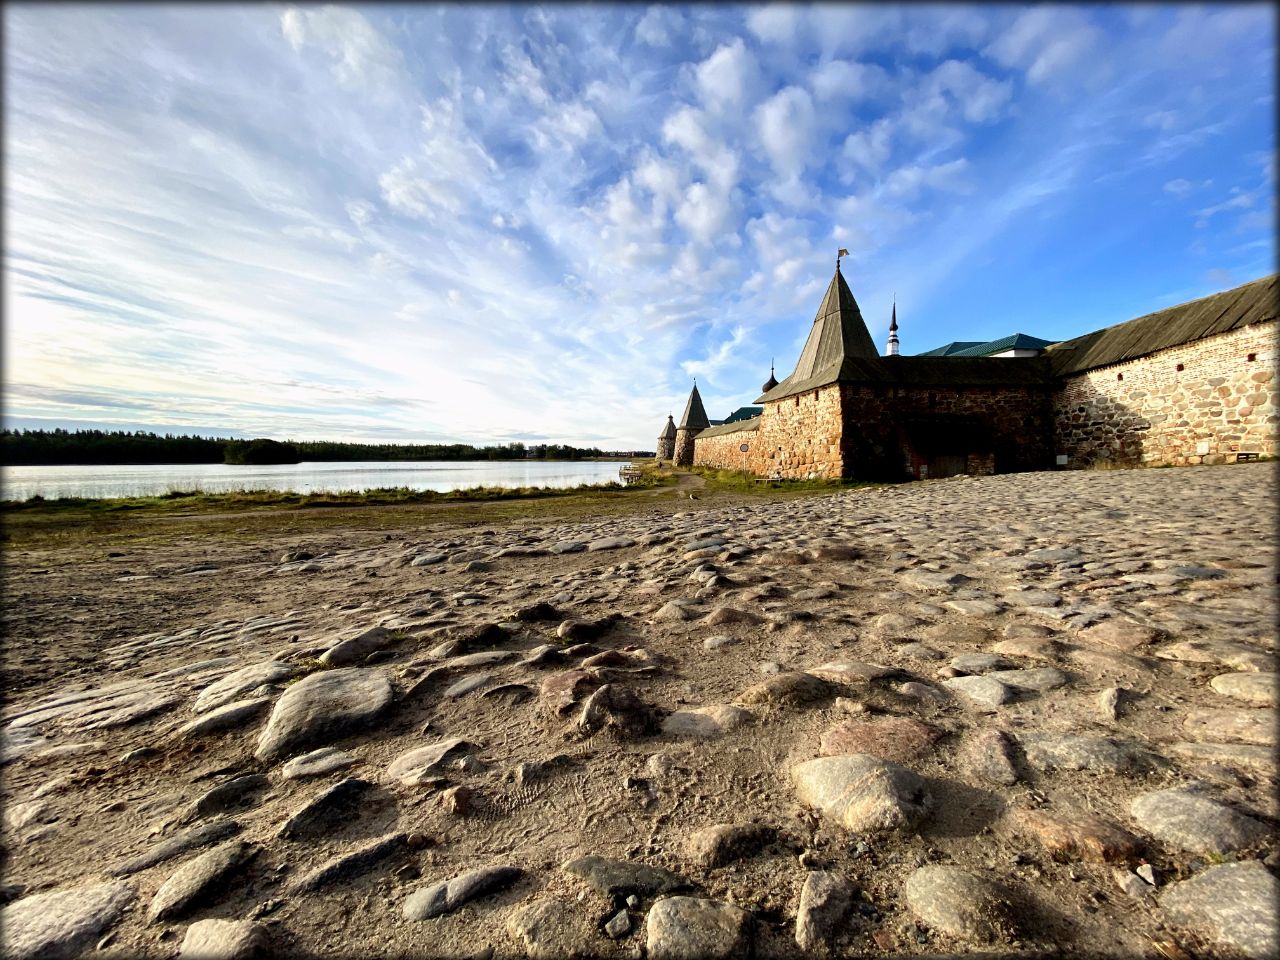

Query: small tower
655 415 677 460
762 360 779 394
673 382 710 467
886 297 900 356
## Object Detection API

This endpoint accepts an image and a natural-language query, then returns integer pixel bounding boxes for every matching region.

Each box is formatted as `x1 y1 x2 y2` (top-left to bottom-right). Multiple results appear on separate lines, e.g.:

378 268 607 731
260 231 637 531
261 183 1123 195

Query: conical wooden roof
757 266 887 402
678 384 710 430
658 415 676 440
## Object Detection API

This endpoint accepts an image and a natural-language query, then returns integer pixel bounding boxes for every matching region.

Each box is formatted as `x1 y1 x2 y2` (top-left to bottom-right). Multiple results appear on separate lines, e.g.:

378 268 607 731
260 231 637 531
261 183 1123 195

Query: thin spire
887 294 900 357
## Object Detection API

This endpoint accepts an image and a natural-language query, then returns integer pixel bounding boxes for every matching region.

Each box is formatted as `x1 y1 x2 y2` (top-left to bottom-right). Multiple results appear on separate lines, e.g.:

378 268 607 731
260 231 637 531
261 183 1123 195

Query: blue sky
4 4 1274 448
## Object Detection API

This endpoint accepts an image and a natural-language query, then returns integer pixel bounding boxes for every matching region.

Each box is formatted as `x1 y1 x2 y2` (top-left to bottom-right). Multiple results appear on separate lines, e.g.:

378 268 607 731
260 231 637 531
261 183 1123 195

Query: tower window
1117 373 1123 381
1176 363 1185 372
1248 353 1257 362
928 391 937 408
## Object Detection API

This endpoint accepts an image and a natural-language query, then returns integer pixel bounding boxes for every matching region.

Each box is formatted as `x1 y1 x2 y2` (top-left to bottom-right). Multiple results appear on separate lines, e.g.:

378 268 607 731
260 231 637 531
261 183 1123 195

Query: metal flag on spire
836 248 850 271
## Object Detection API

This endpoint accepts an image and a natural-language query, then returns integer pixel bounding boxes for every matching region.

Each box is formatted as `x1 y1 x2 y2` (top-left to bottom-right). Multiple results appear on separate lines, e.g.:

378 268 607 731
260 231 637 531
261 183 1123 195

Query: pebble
818 716 939 763
386 738 480 785
1207 672 1278 707
319 626 394 667
402 866 521 920
193 661 294 714
175 697 272 738
1020 733 1164 775
506 897 594 959
645 896 752 960
1183 708 1276 746
187 774 270 820
1016 809 1141 863
961 729 1021 785
737 671 831 706
942 674 1012 710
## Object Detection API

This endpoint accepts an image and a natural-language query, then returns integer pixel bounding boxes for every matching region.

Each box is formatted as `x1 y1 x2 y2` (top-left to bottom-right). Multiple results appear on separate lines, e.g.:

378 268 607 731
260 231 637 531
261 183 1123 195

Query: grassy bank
0 460 878 552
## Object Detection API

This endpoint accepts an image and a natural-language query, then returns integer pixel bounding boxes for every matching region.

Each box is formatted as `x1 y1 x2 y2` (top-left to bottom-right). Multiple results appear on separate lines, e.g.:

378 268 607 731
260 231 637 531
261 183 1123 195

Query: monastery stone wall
750 385 845 479
692 423 758 471
1053 321 1278 468
838 383 1055 480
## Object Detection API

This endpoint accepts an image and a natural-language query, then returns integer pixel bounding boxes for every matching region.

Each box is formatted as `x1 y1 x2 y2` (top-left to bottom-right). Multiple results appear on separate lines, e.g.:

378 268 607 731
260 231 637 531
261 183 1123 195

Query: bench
754 476 783 485
1235 451 1260 463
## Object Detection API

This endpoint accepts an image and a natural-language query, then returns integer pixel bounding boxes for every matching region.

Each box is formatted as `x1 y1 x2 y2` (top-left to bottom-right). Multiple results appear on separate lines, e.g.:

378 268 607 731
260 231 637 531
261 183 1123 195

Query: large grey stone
403 866 521 920
795 870 857 952
277 777 372 841
792 754 931 834
942 675 1011 709
1020 733 1164 775
1183 708 1276 746
683 823 775 869
662 704 755 738
386 738 480 786
254 668 393 762
176 698 272 738
1129 788 1268 854
1208 672 1278 707
984 666 1069 692
288 833 407 894
148 840 258 922
319 626 394 667
903 865 1017 943
1160 861 1279 960
193 661 294 714
110 820 241 877
280 747 358 780
645 896 752 960
506 897 595 959
1 880 135 960
562 856 689 898
179 918 268 960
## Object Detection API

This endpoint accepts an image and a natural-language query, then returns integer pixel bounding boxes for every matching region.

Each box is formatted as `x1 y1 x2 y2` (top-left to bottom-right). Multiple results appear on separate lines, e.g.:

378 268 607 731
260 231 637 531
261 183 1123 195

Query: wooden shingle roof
1045 275 1277 376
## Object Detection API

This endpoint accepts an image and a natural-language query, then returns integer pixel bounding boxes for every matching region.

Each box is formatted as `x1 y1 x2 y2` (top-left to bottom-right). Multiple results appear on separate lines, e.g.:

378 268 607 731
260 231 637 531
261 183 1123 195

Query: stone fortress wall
1053 320 1277 468
694 386 846 479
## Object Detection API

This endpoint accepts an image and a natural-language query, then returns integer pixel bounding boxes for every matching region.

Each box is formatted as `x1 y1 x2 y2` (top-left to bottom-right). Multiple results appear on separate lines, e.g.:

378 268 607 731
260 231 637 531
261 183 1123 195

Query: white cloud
746 4 804 45
984 8 1100 85
927 60 1012 124
635 6 679 47
755 86 816 180
278 6 405 94
884 158 973 198
842 117 894 176
695 38 758 110
809 59 890 103
1163 178 1193 197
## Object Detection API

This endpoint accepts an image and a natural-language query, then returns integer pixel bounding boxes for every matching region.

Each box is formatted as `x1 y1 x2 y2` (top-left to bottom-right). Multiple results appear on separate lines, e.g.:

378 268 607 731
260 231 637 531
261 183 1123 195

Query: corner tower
673 382 710 466
655 414 677 460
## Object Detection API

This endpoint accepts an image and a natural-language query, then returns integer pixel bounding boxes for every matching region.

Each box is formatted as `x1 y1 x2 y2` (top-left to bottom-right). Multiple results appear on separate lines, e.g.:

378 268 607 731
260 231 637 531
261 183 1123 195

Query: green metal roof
916 340 984 357
949 334 1055 356
723 406 763 423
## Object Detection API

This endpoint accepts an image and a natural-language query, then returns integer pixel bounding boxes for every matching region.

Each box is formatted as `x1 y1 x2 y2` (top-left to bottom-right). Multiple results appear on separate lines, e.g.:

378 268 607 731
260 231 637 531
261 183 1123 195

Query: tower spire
887 294 900 356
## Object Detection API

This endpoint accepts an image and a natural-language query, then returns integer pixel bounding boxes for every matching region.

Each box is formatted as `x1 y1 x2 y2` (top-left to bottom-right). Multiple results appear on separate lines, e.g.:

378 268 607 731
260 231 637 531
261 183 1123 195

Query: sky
4 4 1275 449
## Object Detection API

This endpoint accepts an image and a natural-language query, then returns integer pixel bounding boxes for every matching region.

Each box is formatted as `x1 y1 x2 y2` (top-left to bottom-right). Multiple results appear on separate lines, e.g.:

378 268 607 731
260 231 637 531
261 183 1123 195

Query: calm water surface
1 460 630 501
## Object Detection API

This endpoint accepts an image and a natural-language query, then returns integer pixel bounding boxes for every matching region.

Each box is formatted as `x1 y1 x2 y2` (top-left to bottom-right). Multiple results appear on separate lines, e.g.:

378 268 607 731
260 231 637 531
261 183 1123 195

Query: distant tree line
1 429 612 465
